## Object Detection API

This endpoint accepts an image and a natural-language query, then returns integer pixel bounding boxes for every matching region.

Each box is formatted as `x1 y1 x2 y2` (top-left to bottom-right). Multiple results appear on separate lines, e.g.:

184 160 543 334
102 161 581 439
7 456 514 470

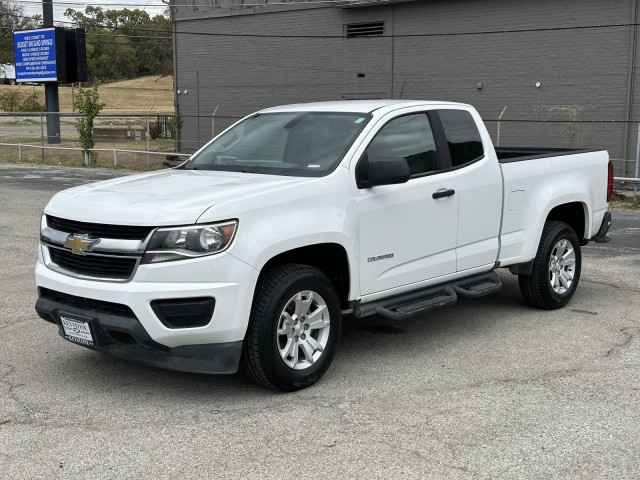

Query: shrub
19 90 45 112
0 90 21 111
0 89 45 112
148 120 163 140
74 85 106 165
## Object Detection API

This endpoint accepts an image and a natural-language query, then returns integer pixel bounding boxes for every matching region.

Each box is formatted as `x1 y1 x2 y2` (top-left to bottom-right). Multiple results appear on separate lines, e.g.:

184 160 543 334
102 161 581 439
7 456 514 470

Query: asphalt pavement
0 126 77 137
0 164 639 479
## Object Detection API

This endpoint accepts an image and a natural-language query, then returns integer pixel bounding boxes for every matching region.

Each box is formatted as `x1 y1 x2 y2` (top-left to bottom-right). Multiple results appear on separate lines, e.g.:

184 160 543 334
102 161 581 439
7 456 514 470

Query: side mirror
356 153 410 189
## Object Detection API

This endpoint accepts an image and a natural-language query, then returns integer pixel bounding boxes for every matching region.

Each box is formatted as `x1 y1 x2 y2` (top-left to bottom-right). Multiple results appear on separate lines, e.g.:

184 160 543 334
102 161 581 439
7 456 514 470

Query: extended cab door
355 111 459 296
436 109 503 271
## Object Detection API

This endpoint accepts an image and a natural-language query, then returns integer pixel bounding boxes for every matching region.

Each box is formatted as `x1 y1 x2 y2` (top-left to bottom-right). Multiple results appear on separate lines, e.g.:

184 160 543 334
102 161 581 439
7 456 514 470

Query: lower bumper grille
39 287 136 318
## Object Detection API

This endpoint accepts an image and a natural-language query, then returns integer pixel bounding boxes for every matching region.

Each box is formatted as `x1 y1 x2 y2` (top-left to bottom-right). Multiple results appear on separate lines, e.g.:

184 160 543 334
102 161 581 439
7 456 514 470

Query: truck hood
44 169 312 225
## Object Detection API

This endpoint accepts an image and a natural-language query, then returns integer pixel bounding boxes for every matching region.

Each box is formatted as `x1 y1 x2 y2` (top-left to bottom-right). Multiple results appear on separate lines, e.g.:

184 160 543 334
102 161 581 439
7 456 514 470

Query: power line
90 32 171 39
12 0 169 7
10 0 336 7
8 12 640 40
173 21 640 38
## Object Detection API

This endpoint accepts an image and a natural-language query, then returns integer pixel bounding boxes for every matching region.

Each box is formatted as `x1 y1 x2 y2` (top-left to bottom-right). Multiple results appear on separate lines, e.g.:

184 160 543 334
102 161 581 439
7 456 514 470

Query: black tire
242 264 341 391
519 221 582 309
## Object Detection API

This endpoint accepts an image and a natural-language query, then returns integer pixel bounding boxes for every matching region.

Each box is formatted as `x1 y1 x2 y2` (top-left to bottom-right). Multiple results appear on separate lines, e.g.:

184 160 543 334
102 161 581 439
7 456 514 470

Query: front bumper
35 291 242 373
35 246 259 373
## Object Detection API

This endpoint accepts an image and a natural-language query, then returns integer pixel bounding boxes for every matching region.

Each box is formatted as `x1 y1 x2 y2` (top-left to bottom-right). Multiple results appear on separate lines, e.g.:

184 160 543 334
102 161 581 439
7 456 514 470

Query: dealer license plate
60 316 94 346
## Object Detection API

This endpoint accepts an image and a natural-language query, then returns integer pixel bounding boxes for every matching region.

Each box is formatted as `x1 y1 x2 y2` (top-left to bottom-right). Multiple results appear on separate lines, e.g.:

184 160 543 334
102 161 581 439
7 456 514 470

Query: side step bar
353 272 502 321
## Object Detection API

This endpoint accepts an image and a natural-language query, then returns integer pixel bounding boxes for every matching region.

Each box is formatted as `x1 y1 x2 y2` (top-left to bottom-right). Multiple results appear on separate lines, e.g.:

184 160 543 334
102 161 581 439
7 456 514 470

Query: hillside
0 76 174 114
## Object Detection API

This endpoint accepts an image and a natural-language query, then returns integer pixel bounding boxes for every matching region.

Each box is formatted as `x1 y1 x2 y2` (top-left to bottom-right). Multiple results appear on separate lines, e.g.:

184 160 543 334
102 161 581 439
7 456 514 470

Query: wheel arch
257 243 352 309
545 201 589 244
504 198 590 270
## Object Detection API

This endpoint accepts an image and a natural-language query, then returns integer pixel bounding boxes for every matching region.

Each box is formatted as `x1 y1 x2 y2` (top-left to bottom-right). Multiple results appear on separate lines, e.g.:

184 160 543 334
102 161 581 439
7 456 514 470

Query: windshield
183 112 372 177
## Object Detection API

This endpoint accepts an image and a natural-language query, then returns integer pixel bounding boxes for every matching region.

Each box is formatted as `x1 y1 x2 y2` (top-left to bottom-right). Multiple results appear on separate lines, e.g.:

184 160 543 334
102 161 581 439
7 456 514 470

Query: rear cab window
438 109 484 167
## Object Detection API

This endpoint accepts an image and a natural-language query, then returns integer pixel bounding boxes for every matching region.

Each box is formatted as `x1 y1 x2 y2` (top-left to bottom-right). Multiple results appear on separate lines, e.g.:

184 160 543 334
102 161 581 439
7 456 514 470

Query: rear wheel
519 221 582 309
242 264 341 391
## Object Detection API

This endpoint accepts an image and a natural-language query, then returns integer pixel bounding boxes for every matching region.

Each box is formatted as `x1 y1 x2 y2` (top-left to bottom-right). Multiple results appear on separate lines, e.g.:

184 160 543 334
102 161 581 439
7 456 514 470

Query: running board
353 272 502 321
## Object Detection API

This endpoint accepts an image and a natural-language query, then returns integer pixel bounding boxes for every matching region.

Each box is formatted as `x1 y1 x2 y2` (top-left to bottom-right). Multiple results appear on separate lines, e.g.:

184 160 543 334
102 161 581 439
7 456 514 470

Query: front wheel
519 221 582 309
242 264 341 391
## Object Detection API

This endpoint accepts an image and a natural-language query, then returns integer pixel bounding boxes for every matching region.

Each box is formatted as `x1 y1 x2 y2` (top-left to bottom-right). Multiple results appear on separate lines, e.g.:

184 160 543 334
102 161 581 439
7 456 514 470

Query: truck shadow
50 273 525 399
341 272 523 347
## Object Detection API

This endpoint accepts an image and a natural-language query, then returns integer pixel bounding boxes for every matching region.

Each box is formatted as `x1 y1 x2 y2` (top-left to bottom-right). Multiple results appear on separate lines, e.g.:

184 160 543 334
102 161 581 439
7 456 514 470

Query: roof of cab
259 99 470 114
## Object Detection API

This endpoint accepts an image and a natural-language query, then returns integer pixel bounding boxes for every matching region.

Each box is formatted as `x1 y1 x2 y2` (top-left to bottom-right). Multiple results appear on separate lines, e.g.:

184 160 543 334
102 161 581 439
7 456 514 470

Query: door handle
432 188 456 199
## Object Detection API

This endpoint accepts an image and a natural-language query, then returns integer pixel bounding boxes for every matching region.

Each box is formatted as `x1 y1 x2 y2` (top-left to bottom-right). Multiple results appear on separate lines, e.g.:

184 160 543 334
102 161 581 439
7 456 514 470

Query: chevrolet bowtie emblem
64 234 100 255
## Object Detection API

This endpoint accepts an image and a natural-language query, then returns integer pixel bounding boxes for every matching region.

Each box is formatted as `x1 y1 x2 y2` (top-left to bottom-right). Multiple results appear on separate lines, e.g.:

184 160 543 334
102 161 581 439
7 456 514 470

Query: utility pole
43 0 61 144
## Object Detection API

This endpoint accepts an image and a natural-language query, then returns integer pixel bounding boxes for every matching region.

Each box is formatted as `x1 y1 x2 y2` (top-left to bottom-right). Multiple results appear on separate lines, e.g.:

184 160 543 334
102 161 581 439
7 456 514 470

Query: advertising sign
14 28 64 83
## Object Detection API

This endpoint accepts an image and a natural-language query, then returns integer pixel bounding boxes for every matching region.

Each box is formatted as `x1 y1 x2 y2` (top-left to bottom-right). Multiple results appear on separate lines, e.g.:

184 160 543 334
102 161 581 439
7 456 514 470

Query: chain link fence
484 119 639 184
0 113 639 188
0 112 184 170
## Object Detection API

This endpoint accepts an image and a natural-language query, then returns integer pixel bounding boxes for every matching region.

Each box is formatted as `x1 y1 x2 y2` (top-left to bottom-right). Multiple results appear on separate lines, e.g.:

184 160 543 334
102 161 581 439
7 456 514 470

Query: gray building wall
171 0 639 171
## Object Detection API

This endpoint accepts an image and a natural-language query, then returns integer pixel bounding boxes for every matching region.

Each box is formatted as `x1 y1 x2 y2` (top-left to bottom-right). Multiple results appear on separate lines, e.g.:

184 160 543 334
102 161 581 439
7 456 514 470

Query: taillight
607 160 614 202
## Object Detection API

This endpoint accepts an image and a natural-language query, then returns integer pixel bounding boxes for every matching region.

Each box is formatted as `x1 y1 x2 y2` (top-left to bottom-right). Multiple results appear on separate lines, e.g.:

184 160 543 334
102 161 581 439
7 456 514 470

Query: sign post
14 27 62 144
44 0 60 144
12 2 62 144
43 0 60 144
13 3 87 146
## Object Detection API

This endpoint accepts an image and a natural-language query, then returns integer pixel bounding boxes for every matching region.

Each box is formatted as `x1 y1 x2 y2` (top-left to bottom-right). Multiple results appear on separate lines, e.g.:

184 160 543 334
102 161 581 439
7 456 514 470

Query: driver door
356 112 459 296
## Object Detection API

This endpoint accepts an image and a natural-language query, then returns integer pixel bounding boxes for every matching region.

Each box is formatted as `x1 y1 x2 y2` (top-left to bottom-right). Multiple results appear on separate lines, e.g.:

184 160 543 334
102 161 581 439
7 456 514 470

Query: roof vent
346 22 384 38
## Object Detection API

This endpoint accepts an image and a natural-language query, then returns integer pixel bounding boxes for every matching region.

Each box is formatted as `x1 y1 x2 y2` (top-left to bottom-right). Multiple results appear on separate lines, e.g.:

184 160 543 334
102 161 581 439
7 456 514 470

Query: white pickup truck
0 63 16 84
35 100 613 391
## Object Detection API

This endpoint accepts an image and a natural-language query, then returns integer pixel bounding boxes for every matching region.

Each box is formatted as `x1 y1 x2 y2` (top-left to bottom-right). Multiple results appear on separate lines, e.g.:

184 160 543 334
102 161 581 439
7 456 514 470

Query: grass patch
0 137 181 171
0 76 174 114
0 76 179 170
610 190 640 212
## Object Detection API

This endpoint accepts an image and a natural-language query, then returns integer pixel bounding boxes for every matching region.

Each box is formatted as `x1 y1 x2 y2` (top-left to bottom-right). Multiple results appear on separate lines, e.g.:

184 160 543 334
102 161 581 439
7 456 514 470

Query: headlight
142 220 238 264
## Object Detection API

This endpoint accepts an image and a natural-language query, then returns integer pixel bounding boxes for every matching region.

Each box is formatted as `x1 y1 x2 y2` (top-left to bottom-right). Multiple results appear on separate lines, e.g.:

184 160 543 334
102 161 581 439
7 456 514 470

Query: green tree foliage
65 6 173 82
74 85 105 163
0 0 41 64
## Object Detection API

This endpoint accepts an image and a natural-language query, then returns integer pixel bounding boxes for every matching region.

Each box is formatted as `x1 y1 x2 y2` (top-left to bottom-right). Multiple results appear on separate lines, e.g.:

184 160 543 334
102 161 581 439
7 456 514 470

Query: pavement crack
465 367 583 391
581 279 640 294
605 327 638 357
0 319 32 330
442 463 473 475
0 361 36 423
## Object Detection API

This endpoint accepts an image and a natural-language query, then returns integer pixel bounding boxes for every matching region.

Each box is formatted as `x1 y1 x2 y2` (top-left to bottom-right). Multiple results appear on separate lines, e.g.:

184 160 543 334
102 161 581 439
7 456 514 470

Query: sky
20 0 168 22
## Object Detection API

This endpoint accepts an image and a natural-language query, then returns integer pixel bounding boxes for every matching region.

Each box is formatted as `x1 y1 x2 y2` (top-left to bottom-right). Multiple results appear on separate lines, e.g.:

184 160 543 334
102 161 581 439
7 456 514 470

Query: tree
0 0 40 64
64 6 173 82
74 84 105 165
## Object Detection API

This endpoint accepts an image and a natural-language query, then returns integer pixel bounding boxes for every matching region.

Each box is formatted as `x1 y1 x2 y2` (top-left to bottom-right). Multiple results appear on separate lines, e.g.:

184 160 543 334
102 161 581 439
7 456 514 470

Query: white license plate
60 316 94 346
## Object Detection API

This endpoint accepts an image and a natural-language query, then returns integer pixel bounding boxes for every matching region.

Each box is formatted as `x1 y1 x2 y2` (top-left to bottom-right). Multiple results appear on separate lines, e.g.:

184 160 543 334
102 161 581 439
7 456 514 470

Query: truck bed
497 147 609 266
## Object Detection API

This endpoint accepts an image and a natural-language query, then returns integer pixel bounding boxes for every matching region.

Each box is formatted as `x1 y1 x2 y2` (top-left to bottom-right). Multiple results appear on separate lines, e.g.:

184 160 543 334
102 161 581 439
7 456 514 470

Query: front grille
39 287 136 318
47 215 154 240
49 247 137 280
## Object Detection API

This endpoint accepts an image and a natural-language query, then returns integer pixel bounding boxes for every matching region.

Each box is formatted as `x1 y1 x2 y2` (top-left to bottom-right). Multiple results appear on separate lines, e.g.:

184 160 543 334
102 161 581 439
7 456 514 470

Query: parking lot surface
1 164 639 479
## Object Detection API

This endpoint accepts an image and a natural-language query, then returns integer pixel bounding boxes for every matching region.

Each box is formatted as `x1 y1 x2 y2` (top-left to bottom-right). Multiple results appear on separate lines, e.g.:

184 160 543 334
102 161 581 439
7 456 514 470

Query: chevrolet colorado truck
35 100 613 391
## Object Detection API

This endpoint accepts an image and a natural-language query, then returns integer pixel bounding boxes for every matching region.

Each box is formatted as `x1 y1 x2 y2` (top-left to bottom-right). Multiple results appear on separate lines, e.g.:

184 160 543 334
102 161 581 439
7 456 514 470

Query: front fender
198 168 360 301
